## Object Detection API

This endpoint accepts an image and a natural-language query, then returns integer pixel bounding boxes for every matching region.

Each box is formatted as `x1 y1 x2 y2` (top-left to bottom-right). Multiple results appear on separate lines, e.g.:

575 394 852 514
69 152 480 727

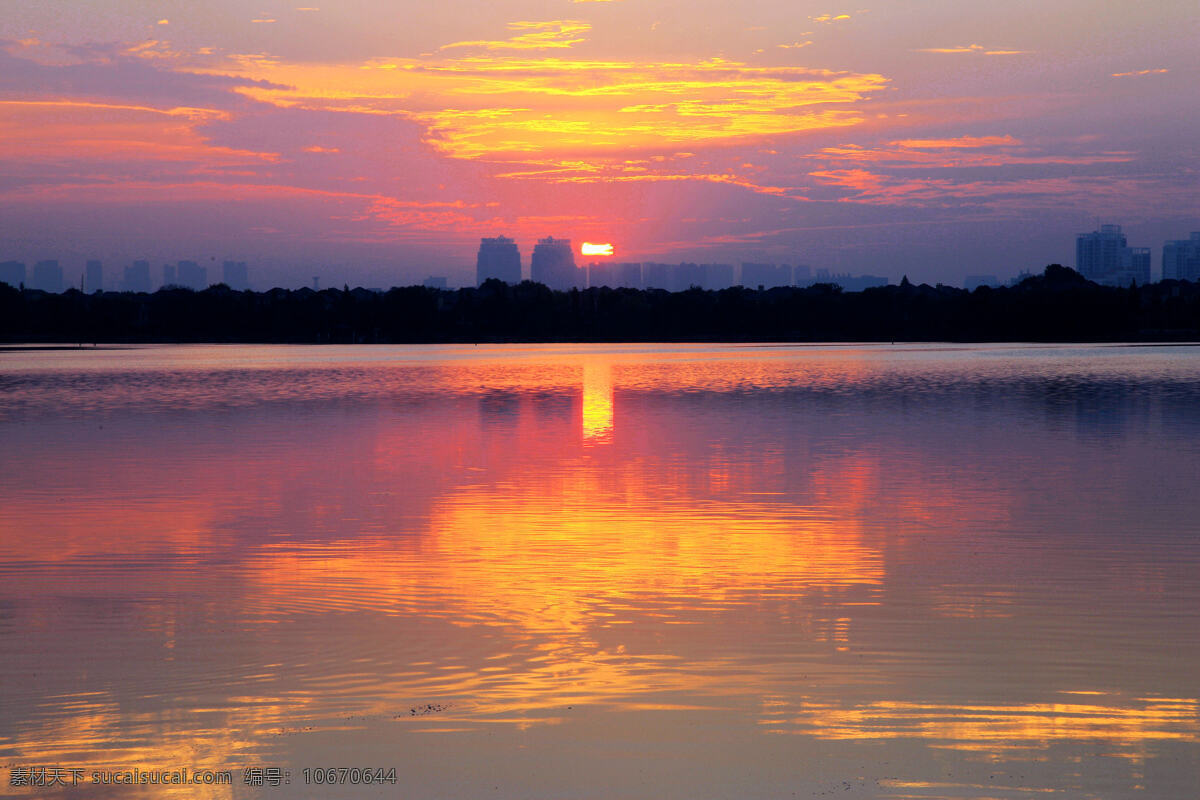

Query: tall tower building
223 260 249 290
1 261 27 288
177 260 207 290
1163 232 1200 282
530 237 579 291
123 261 152 292
85 260 103 293
476 236 522 286
1075 224 1126 282
32 260 63 292
1118 248 1151 286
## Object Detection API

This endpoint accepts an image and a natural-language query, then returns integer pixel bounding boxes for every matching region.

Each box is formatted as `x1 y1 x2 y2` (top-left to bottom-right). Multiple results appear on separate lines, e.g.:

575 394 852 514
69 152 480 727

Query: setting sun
581 242 615 256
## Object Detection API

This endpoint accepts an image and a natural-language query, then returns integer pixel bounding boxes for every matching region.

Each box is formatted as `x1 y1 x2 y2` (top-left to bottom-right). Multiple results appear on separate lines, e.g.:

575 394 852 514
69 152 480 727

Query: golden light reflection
760 694 1200 760
581 361 613 443
242 452 886 643
1 700 259 799
218 452 886 727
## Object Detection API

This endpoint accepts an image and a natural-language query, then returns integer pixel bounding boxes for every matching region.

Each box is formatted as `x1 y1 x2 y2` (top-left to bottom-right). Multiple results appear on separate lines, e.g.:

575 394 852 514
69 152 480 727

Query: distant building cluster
6 228 1200 294
475 236 887 292
0 258 251 292
1058 224 1200 287
0 260 65 293
1075 224 1150 287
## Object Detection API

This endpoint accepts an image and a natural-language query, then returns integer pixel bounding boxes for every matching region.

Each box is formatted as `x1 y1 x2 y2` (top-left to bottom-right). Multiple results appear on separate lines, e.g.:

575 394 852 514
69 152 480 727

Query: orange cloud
0 178 490 237
807 168 1187 213
891 134 1019 148
0 100 274 163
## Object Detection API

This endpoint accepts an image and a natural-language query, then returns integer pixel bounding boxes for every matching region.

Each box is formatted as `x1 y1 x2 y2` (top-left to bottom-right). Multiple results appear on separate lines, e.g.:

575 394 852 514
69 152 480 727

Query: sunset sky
1 0 1196 288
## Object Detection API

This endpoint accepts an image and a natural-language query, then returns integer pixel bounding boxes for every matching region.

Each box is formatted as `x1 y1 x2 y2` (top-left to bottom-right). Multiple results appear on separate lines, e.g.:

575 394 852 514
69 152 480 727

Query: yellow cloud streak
439 20 591 51
228 56 887 160
1112 68 1168 77
915 44 1030 55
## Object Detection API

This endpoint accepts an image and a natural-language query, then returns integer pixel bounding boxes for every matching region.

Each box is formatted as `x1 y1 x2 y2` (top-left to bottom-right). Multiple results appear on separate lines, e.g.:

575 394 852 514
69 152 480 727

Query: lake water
1 343 1198 799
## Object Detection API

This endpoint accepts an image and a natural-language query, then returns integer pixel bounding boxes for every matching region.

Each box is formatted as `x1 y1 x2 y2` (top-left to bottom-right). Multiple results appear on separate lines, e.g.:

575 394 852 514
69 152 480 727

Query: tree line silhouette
3 265 1199 344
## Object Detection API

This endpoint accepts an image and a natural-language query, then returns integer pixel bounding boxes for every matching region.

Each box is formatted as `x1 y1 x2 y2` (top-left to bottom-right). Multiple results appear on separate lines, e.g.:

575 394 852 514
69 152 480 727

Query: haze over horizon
2 0 1197 289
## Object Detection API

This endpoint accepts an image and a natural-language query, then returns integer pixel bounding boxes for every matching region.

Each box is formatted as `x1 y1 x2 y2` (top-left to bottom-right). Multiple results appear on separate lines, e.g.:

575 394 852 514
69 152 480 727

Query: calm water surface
1 343 1198 799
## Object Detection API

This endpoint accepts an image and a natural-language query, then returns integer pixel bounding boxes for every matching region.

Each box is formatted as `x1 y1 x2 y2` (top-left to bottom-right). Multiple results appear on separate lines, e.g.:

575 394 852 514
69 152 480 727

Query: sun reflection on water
581 361 613 444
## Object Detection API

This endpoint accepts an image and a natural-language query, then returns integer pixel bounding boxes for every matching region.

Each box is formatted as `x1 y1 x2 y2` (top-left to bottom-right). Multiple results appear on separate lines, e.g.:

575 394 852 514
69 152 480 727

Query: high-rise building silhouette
476 236 522 286
597 262 736 291
826 273 889 292
675 262 704 291
530 237 579 290
1119 248 1150 286
223 260 249 290
740 263 790 289
0 261 26 288
1076 224 1150 286
423 276 448 289
162 263 176 287
702 263 735 290
32 260 63 292
123 260 152 292
642 263 672 290
1076 224 1124 281
177 260 207 290
588 262 642 289
1163 232 1200 282
85 260 103 293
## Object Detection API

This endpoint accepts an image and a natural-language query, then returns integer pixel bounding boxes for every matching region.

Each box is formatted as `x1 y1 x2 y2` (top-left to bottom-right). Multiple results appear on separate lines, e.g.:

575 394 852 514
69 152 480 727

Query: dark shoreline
5 265 1200 345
